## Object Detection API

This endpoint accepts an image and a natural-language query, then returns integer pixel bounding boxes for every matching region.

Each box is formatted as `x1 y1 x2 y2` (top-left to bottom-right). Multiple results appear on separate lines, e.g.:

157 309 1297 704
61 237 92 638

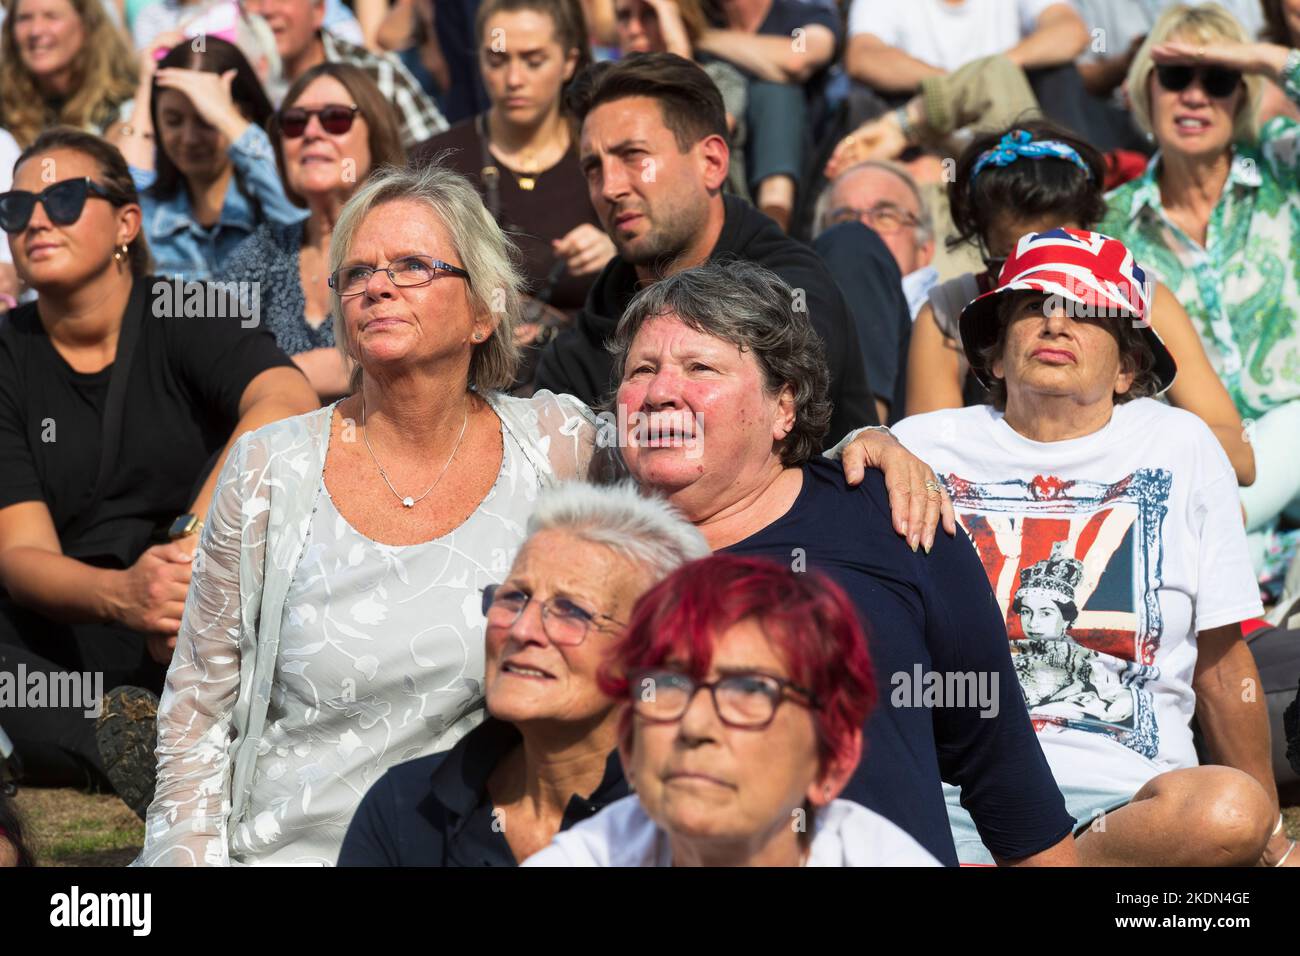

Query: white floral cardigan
138 390 603 865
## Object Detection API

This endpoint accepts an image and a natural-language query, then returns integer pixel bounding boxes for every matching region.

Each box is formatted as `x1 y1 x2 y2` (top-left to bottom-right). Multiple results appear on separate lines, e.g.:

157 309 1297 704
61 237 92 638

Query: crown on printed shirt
1016 541 1084 604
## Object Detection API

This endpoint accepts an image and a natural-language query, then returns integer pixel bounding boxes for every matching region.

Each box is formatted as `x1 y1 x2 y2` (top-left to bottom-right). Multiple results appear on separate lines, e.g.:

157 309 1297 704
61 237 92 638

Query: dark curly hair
608 259 832 465
949 120 1107 256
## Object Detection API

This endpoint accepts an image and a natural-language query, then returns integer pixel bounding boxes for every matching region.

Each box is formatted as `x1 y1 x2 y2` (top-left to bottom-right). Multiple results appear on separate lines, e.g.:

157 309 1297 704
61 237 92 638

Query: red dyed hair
599 554 876 772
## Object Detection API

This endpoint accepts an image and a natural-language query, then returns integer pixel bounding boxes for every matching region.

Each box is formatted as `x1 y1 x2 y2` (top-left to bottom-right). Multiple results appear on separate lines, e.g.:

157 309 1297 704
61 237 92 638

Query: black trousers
0 596 165 790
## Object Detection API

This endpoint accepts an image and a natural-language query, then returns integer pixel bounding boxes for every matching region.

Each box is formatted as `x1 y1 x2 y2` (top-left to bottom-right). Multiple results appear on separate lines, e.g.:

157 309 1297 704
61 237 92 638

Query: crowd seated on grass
0 0 1297 869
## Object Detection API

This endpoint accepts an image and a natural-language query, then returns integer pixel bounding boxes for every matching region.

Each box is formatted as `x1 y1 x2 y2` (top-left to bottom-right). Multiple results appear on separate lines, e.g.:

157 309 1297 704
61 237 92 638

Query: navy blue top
726 457 1074 865
338 717 629 866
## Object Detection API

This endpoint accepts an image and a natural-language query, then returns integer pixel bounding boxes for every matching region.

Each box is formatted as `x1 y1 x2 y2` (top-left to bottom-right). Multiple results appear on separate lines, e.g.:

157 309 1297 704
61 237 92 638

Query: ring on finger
923 478 943 496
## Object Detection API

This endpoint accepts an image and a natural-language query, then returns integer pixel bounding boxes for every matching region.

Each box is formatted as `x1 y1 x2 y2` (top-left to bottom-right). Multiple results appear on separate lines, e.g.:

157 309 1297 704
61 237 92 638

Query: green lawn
14 787 143 867
9 786 1300 867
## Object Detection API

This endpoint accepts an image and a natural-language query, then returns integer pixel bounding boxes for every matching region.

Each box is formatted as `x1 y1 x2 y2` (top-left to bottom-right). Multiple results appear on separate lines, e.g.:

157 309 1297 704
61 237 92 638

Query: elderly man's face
485 529 651 726
823 166 932 275
621 618 828 860
336 199 490 377
992 293 1133 410
244 0 323 66
579 96 723 268
615 315 795 517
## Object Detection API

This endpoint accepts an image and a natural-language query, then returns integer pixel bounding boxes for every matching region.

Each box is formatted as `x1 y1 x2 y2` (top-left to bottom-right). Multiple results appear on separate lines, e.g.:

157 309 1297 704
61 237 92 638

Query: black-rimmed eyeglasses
481 584 626 646
329 254 471 296
0 177 119 234
629 668 819 730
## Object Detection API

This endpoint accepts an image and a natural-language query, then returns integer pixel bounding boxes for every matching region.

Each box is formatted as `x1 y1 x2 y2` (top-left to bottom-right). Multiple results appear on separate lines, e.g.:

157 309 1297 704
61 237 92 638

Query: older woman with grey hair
139 163 617 866
337 480 709 865
611 258 1078 868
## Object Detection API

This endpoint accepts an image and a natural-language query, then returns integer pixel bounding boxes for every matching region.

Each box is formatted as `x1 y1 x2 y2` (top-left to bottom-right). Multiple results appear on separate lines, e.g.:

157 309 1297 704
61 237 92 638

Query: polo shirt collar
427 716 629 855
1123 146 1262 224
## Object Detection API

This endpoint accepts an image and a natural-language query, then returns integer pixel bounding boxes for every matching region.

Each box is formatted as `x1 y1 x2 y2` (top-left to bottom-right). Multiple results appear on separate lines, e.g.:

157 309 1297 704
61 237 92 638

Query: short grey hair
812 160 933 245
330 162 524 393
608 260 832 466
526 481 710 582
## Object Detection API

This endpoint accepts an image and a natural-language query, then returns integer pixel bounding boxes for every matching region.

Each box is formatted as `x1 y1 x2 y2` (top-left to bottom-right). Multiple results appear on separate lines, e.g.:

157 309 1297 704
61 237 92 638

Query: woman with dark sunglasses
0 127 317 806
524 555 940 867
114 35 305 281
224 62 406 401
902 119 1253 486
1099 3 1300 605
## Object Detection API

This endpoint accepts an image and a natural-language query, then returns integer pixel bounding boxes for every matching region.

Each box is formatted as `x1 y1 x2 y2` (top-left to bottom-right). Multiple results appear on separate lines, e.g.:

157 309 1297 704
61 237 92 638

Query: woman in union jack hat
956 227 1177 404
891 227 1298 867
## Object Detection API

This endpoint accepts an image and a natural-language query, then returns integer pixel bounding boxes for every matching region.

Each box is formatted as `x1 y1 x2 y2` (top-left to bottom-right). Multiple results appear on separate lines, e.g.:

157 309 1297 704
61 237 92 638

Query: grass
7 787 1300 867
13 787 143 867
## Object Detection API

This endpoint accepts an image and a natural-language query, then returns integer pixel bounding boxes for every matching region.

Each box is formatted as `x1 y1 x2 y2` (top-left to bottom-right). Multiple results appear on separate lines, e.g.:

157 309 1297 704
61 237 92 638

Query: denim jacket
133 124 307 282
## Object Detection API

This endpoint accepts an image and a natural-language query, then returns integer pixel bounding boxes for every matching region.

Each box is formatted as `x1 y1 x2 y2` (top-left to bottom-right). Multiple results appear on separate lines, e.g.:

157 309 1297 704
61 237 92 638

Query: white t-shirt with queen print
892 399 1262 796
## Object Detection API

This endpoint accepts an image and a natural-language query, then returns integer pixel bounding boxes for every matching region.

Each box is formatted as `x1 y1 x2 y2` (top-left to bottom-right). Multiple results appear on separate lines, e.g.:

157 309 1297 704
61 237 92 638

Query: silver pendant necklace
360 393 469 509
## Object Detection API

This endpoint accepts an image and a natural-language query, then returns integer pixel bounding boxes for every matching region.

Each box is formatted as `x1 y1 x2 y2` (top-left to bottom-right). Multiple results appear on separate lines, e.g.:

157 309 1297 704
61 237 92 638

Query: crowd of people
0 0 1299 868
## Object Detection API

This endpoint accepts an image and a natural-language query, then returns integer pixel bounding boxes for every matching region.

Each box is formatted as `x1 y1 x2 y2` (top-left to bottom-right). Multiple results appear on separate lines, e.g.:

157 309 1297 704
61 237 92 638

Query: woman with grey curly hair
609 259 1079 868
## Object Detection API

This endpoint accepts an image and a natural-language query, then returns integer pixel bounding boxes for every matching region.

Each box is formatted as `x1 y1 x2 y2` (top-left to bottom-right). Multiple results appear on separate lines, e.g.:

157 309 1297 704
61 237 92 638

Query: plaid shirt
320 31 447 150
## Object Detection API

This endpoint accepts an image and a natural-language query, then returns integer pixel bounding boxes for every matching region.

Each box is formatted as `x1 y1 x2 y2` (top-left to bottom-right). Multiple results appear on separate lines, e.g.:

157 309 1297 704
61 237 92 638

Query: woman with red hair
524 555 940 867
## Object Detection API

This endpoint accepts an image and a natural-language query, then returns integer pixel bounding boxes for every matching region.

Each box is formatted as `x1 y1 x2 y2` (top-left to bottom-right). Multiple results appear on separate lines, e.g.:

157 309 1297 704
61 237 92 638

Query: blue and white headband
970 130 1094 182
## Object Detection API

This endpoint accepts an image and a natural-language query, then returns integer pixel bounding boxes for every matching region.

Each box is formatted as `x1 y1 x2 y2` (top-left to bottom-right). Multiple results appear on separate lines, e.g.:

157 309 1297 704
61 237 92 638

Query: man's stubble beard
615 193 709 278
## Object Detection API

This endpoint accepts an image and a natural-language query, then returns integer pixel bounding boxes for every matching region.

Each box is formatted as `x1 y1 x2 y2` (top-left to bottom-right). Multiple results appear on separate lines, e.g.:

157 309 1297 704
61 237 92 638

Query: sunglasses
1155 64 1242 98
278 104 360 138
0 177 118 234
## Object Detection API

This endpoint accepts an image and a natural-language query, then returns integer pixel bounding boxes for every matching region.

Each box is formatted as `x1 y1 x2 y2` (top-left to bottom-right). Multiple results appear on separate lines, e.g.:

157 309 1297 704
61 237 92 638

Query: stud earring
113 244 128 262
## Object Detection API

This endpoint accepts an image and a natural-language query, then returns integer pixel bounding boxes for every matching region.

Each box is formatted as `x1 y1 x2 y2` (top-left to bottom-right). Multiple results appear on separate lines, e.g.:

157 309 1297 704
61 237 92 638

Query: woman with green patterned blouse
1099 3 1300 593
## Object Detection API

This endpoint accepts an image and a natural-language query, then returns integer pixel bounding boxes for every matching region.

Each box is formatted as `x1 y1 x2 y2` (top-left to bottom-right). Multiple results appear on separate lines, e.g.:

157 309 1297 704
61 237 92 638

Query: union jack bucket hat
959 228 1177 394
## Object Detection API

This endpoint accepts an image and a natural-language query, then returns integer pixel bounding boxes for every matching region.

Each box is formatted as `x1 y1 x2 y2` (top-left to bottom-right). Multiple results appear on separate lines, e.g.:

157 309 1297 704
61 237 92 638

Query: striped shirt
320 30 447 150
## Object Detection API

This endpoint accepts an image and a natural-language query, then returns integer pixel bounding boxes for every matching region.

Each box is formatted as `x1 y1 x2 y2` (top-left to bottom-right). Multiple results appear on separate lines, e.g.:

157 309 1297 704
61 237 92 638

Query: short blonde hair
1126 2 1263 145
330 163 523 392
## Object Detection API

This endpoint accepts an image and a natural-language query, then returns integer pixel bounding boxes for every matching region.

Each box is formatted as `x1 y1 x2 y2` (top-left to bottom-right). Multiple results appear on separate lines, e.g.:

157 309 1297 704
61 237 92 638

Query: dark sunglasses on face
1155 64 1242 98
278 104 360 138
0 177 119 234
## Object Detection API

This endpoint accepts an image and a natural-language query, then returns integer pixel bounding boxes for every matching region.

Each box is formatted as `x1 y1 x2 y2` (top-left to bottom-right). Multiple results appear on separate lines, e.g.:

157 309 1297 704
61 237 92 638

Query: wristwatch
168 513 204 540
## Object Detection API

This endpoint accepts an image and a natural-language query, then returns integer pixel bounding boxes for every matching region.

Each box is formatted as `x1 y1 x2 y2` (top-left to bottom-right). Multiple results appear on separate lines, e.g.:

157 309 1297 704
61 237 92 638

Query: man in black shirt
533 53 881 438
